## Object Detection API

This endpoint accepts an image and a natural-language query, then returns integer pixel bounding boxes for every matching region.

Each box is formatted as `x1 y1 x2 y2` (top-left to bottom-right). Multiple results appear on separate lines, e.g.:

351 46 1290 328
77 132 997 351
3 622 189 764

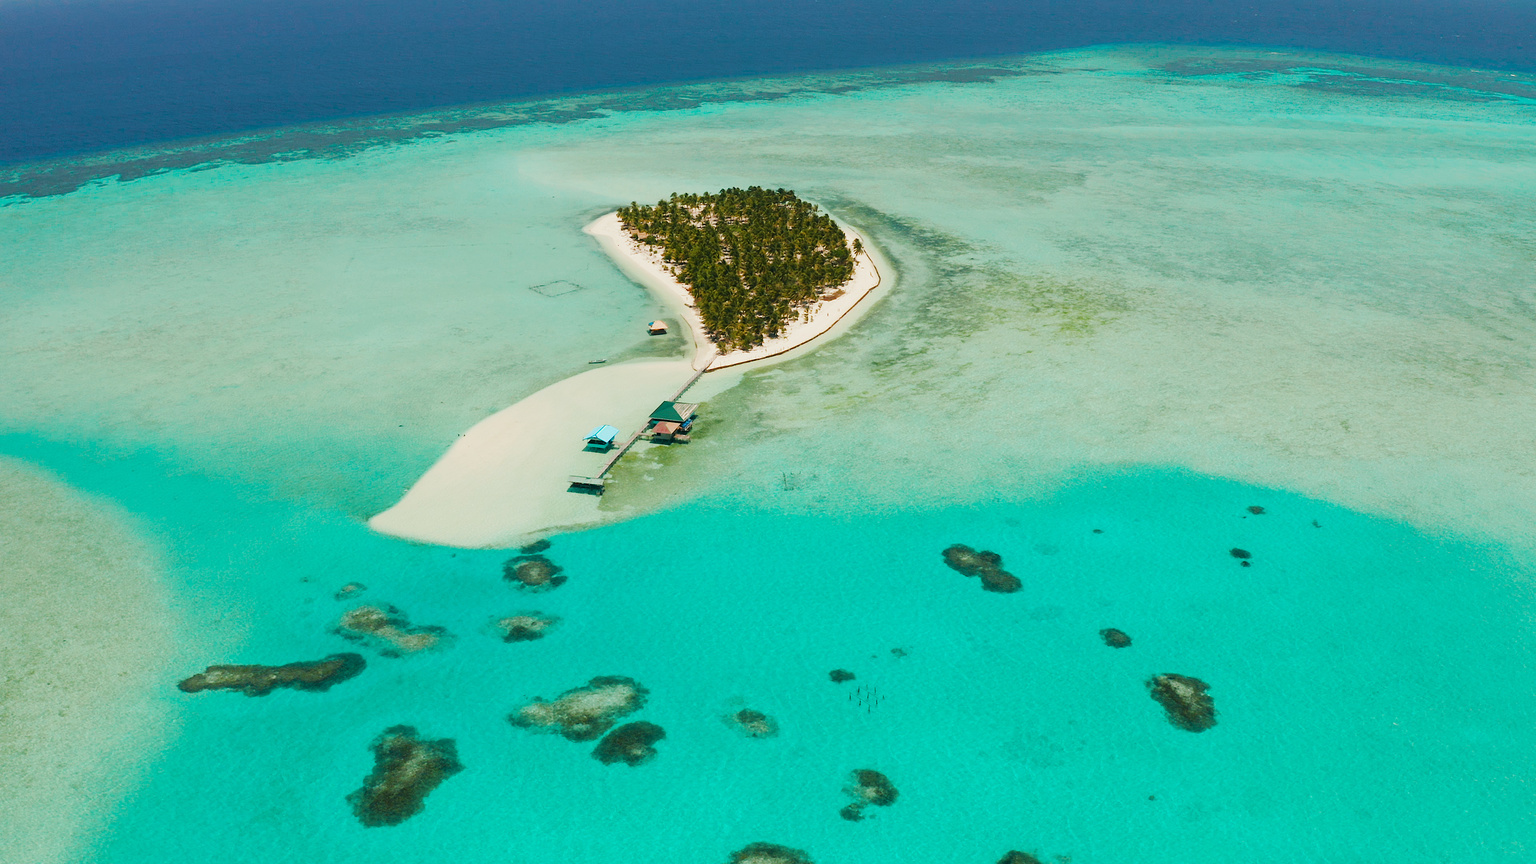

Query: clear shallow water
3 45 1536 862
12 435 1533 862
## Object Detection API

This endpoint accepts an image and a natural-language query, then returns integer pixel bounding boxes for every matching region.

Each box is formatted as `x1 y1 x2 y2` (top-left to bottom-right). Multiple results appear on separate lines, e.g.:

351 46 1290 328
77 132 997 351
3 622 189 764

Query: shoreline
371 210 886 548
368 358 696 548
583 211 882 372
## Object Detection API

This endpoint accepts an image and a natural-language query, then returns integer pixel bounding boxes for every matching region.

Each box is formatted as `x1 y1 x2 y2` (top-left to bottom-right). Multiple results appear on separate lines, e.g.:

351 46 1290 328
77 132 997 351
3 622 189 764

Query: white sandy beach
368 358 695 547
584 211 881 370
371 211 881 547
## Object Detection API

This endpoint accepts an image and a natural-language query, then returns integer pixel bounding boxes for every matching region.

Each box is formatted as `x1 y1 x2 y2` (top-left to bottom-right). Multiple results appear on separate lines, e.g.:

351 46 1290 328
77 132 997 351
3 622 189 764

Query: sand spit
0 457 181 864
584 211 882 370
369 358 694 548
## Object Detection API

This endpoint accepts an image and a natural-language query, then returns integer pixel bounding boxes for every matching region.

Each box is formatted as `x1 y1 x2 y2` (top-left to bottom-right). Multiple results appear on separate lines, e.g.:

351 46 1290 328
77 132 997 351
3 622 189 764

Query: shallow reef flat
0 457 181 864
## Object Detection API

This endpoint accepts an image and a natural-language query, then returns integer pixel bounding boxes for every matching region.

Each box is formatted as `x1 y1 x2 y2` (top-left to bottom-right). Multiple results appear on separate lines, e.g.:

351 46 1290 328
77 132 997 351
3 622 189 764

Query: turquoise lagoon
2 46 1535 862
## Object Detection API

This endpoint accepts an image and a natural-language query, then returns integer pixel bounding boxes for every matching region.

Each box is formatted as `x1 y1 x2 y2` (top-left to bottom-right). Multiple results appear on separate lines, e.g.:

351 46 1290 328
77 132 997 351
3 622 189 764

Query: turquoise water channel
3 45 1534 862
16 435 1534 863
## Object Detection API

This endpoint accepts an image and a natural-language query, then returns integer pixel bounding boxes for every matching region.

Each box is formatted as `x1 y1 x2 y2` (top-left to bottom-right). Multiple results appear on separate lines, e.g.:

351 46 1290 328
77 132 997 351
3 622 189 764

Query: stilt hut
647 320 668 335
582 424 620 451
649 401 697 443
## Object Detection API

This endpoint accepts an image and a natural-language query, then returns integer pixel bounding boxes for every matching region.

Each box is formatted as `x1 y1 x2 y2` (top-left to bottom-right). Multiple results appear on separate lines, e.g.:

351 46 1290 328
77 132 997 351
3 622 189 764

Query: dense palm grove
617 187 856 350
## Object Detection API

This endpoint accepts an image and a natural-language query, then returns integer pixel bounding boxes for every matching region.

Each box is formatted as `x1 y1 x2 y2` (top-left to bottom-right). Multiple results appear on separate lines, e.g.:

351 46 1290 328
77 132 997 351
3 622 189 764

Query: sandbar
0 456 181 864
368 358 695 547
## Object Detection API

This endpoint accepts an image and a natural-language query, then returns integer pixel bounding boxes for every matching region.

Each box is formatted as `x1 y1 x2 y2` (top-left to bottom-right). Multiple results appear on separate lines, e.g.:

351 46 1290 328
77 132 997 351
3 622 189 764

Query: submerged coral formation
503 554 567 591
335 604 449 656
828 669 856 683
509 675 649 741
333 582 367 600
177 653 366 696
346 725 463 827
519 538 552 554
839 769 899 821
727 842 814 864
998 853 1046 864
942 544 1022 593
727 709 780 738
1099 628 1132 648
593 721 666 766
496 612 559 642
1148 673 1217 732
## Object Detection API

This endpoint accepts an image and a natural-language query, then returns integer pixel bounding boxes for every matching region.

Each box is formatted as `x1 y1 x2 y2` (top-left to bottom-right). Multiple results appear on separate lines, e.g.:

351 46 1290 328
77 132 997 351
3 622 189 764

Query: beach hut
647 320 668 335
649 401 697 442
649 401 696 424
583 424 620 450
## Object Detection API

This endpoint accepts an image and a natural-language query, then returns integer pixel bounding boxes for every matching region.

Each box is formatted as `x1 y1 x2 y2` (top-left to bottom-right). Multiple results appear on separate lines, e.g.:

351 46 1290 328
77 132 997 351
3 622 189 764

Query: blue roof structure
583 424 620 445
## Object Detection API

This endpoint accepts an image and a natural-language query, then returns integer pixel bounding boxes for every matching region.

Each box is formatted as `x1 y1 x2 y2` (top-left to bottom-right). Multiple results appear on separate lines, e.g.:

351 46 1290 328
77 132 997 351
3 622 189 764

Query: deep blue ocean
3 0 1535 166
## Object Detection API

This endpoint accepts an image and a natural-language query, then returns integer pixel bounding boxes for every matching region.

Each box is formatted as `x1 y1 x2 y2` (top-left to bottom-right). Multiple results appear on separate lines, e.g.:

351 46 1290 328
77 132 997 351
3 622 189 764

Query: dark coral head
849 769 898 806
1099 628 1132 648
593 721 666 766
979 569 1022 593
348 726 463 827
942 544 1003 576
727 842 814 864
828 669 856 683
1147 673 1217 732
504 554 565 589
1229 548 1252 559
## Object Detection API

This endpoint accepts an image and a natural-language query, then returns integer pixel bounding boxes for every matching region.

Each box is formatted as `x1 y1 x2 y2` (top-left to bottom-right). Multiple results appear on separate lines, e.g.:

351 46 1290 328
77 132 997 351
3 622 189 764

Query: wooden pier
568 364 710 492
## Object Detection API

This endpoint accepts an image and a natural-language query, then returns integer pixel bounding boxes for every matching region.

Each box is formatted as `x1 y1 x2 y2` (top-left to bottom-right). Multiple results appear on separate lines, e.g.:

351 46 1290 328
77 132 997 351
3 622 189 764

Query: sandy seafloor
2 45 1534 863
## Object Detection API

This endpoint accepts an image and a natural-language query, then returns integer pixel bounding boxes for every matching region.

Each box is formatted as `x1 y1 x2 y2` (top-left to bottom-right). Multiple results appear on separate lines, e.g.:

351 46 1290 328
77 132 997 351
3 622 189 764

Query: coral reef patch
519 538 551 554
828 669 856 683
1148 673 1217 732
840 769 898 821
998 853 1046 864
1229 548 1252 559
335 605 449 656
1099 628 1132 648
727 842 814 864
496 612 559 642
333 582 367 600
593 721 666 766
727 709 780 738
509 675 649 741
177 653 366 696
346 725 463 827
503 554 567 591
942 544 1021 593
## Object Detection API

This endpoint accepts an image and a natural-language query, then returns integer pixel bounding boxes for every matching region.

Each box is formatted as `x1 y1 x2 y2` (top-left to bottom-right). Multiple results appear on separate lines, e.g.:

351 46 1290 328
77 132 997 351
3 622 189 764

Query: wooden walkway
569 363 710 491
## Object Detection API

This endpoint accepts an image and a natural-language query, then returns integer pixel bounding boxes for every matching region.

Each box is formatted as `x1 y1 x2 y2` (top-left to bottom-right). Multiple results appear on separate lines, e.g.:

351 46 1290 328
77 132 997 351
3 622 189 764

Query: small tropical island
616 187 860 351
370 188 882 548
